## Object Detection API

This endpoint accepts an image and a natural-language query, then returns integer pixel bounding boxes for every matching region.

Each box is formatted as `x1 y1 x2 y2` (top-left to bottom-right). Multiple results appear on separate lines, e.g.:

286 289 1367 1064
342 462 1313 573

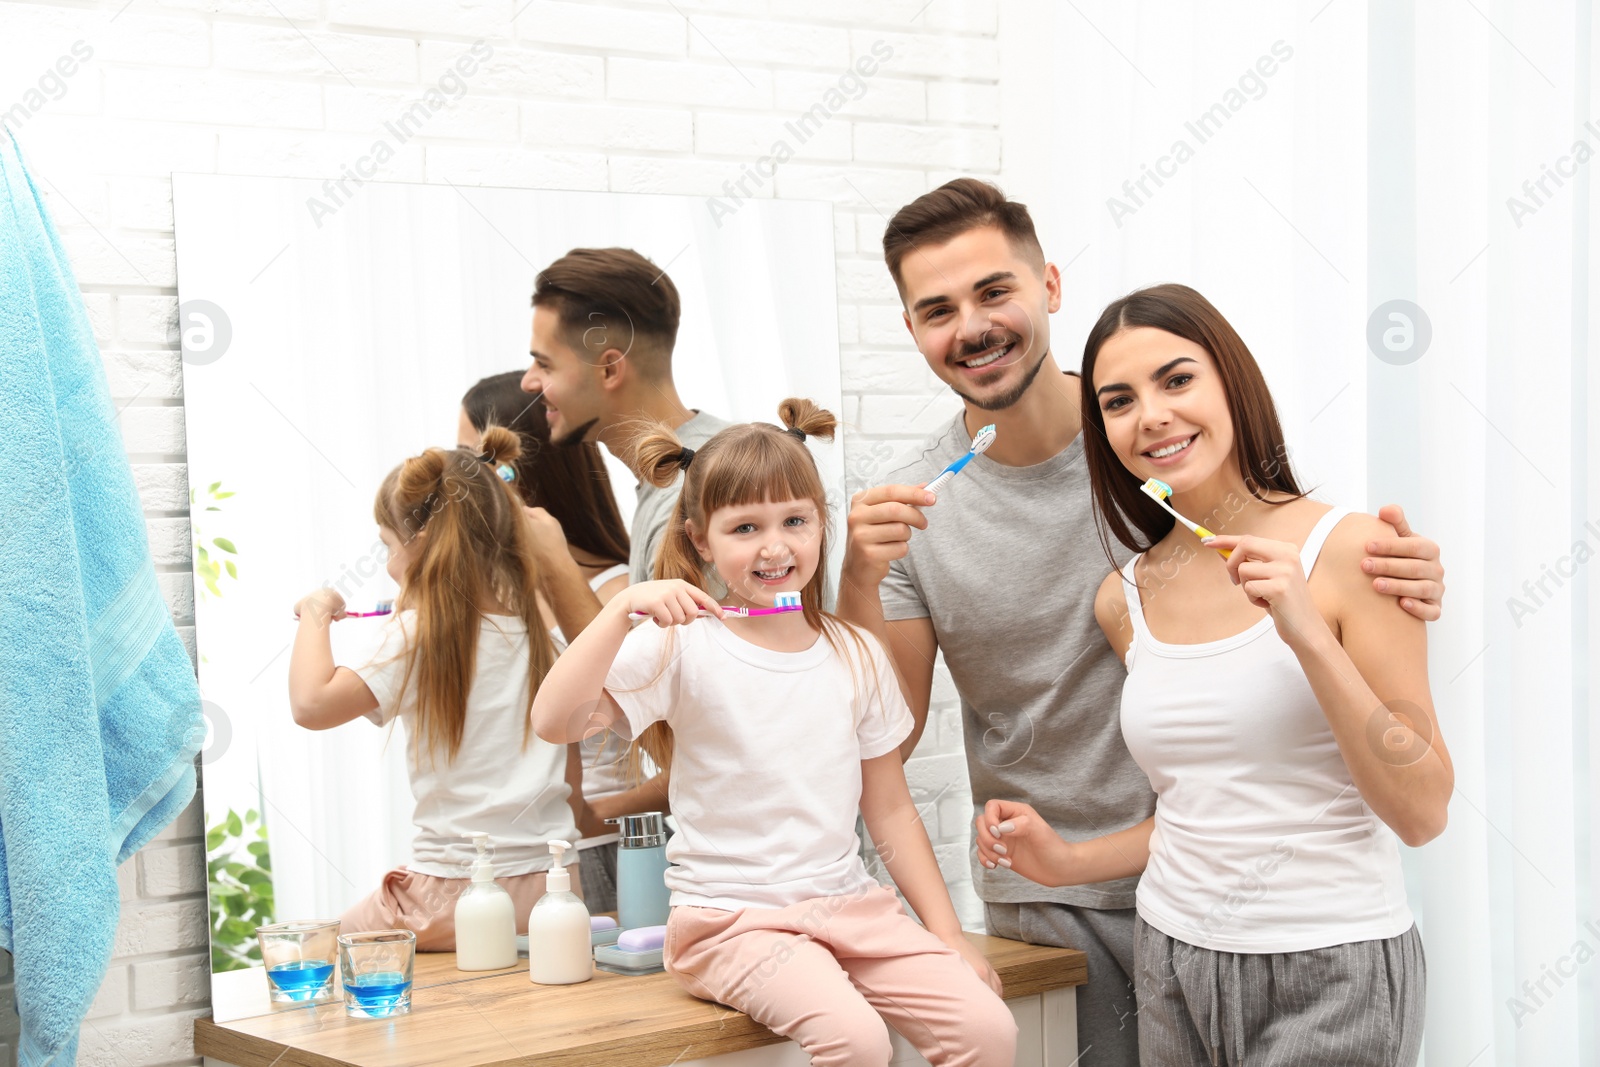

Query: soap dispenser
607 812 671 930
527 840 592 985
455 832 517 971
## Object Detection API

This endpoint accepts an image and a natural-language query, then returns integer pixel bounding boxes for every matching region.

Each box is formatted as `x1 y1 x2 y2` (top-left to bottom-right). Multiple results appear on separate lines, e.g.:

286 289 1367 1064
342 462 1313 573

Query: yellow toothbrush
1140 478 1231 559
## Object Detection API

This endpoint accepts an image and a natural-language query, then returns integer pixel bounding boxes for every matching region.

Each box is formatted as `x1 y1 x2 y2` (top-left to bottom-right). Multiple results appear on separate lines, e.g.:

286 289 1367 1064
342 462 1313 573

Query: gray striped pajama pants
1133 916 1425 1066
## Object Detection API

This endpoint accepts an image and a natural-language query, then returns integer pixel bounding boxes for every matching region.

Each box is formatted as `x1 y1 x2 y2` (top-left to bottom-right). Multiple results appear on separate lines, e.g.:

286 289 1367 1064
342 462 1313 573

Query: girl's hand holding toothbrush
622 579 726 627
293 588 347 625
974 799 1074 888
1204 534 1327 651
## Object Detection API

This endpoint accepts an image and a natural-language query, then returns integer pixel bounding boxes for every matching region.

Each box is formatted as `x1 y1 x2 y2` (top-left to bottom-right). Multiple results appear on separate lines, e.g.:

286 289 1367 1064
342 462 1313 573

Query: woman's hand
294 588 346 624
974 800 1072 887
943 932 1003 997
1205 534 1328 651
622 580 725 627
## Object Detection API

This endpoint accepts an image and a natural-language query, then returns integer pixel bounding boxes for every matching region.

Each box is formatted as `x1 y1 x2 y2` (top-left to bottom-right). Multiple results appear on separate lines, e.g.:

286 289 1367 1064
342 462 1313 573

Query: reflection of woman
975 285 1451 1066
458 371 664 913
460 371 631 607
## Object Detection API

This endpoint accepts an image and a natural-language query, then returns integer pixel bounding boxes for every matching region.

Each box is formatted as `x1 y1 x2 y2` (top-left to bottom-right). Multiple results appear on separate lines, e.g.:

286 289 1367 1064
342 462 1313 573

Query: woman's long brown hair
1079 283 1305 561
373 426 555 768
619 398 884 779
461 371 629 567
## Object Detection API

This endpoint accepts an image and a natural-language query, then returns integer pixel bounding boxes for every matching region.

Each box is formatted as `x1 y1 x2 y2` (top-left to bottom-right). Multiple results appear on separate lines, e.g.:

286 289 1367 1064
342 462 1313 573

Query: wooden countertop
195 933 1087 1067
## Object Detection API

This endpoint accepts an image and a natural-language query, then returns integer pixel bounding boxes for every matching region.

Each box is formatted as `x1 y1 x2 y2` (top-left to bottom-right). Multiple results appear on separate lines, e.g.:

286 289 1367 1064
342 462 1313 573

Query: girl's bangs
699 435 825 516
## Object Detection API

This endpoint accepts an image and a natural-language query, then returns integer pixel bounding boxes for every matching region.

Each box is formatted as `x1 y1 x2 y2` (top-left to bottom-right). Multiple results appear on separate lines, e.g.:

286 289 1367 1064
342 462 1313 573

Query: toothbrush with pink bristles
630 592 802 621
293 599 393 620
1139 478 1232 559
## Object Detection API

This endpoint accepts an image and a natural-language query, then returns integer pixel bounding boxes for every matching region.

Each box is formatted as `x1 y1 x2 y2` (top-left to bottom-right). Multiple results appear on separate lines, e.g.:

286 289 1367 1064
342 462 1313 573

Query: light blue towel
0 129 204 1066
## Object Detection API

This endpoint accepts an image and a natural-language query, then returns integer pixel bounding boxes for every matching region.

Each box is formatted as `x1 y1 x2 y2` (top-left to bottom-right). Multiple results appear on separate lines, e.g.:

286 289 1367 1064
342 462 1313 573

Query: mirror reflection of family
284 179 1450 1067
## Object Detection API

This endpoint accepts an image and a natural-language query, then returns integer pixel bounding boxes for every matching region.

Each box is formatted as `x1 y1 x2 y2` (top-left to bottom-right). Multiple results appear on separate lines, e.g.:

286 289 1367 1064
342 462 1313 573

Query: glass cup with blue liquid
256 920 340 1005
338 930 415 1018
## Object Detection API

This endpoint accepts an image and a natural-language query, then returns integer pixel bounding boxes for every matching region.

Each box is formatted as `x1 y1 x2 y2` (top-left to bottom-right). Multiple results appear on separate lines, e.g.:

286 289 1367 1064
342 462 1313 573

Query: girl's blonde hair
621 398 885 778
372 425 554 768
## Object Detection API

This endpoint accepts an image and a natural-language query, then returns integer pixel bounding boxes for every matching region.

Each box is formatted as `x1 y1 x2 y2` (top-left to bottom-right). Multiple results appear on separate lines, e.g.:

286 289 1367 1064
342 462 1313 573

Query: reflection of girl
458 371 661 912
976 285 1452 1066
533 400 1015 1067
289 427 580 949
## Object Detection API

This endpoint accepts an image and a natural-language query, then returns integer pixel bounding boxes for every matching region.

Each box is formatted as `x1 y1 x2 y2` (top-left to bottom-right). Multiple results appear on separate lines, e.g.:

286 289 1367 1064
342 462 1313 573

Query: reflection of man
522 246 729 603
520 248 726 905
838 179 1448 1067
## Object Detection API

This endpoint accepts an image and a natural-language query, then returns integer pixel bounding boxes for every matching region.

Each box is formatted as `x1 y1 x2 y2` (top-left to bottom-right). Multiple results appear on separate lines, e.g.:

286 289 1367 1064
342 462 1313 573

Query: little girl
532 400 1015 1067
289 426 580 950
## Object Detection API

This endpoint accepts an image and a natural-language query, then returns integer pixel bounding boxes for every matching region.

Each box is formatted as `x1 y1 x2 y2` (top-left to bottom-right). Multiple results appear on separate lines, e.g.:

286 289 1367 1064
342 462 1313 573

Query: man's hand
1364 505 1445 622
843 484 935 591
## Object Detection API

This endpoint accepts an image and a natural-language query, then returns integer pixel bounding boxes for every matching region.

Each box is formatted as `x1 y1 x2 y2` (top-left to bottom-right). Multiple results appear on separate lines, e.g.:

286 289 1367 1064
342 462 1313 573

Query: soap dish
593 942 664 976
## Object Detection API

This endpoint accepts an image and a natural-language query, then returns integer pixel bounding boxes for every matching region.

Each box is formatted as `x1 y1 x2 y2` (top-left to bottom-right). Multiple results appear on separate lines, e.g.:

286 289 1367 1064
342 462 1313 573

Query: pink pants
339 865 582 952
665 883 1017 1067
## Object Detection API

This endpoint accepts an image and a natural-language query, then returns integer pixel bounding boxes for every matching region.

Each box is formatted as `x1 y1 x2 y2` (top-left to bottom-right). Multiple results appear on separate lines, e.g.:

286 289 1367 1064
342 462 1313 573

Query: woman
459 371 631 603
458 371 659 912
975 285 1451 1065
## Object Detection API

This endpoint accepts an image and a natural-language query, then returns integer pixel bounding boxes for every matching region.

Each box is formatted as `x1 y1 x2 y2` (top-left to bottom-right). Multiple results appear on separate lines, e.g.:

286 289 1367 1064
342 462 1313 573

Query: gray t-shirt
629 409 732 585
879 398 1153 909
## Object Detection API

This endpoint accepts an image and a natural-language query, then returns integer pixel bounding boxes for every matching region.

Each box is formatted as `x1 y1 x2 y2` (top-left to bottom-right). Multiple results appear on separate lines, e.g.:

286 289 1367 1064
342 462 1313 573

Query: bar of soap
617 925 667 952
590 916 618 932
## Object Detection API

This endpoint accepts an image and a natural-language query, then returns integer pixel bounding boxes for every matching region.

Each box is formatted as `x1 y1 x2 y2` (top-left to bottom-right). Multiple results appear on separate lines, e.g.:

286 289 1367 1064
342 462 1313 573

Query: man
521 246 730 629
837 179 1446 1066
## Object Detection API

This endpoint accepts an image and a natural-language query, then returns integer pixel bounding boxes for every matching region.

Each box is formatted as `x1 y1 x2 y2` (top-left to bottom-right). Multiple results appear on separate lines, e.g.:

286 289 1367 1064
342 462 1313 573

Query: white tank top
1118 506 1413 953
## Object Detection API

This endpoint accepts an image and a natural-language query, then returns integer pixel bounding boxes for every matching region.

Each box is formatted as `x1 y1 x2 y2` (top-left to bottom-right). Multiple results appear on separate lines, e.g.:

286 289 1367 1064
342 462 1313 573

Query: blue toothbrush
925 424 997 496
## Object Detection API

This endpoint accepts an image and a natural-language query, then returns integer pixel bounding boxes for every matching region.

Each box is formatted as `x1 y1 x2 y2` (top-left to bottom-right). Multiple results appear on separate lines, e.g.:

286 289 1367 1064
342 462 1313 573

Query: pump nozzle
545 839 574 893
467 832 495 882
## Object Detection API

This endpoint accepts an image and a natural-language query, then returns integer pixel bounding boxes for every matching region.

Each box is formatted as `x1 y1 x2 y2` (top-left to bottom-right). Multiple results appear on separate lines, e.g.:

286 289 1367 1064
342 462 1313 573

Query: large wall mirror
173 175 843 1020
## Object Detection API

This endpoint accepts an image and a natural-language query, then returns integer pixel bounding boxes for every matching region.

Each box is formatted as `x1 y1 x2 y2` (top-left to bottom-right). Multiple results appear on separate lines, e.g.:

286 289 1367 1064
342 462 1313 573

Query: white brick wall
3 0 1001 1060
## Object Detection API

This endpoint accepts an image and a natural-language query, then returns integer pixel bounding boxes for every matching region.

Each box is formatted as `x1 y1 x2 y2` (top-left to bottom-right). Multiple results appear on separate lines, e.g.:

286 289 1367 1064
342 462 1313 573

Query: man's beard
551 417 599 447
948 343 1050 412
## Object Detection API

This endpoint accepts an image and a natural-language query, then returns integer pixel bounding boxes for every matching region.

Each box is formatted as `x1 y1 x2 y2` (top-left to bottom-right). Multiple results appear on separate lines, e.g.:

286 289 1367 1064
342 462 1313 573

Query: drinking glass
255 920 340 1005
337 930 416 1018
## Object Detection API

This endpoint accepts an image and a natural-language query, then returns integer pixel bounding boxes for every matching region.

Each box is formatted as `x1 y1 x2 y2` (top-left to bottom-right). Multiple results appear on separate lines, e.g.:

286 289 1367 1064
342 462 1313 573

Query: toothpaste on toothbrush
925 424 997 497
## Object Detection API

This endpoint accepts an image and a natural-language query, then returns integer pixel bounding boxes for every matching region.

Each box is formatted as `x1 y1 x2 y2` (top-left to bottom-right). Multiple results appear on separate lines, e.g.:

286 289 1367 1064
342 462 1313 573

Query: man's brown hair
532 247 681 373
882 178 1046 296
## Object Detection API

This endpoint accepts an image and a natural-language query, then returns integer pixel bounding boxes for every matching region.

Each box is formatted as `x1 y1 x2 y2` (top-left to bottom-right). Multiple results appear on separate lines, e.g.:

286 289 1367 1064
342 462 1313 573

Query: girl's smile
689 497 821 608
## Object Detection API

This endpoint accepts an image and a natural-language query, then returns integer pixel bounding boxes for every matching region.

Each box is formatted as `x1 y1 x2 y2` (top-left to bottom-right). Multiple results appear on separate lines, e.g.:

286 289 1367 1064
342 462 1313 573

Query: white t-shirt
550 564 637 811
603 616 913 911
339 610 579 877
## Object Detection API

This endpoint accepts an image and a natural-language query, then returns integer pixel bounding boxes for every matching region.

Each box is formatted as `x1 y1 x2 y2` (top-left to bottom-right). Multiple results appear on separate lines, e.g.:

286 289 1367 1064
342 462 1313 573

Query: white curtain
1002 1 1597 1062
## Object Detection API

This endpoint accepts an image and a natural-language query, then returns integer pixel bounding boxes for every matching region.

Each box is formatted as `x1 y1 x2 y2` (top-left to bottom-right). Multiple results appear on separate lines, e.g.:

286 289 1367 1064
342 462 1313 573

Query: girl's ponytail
631 419 696 490
776 397 837 442
478 424 523 469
